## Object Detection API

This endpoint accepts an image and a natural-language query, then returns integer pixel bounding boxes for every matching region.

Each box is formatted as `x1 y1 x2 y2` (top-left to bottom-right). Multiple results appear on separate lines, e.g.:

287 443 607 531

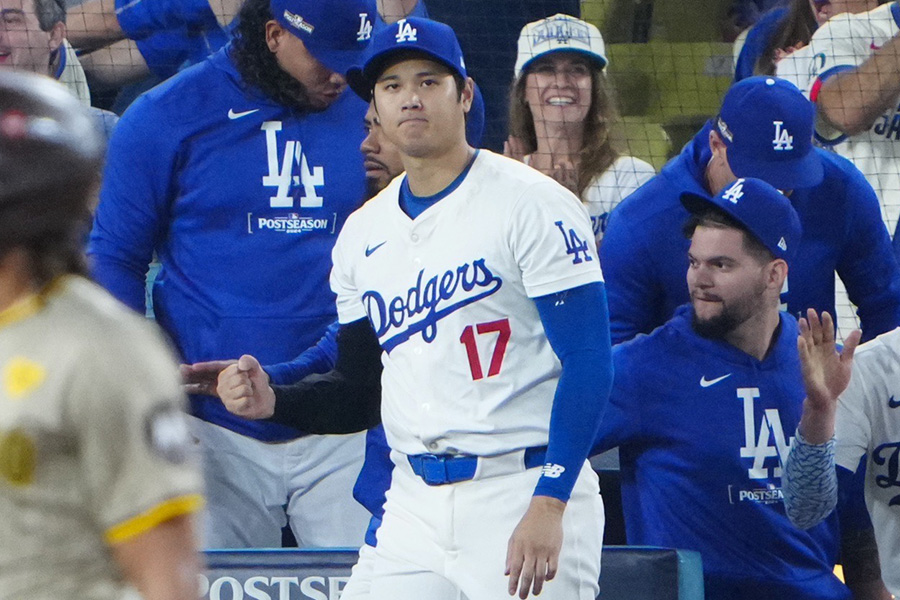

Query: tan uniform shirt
0 276 203 600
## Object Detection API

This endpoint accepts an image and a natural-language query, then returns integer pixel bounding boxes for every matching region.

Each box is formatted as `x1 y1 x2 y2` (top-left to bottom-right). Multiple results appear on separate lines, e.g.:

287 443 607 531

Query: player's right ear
461 77 475 113
708 129 725 154
264 20 285 53
48 21 66 56
767 258 788 293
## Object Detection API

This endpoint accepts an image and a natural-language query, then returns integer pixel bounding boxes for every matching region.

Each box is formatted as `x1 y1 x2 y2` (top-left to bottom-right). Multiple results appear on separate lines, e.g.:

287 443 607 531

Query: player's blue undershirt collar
399 149 480 219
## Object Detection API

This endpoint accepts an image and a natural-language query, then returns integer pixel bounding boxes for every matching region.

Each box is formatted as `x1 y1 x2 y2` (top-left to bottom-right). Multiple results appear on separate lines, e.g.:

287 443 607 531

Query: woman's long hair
755 0 818 76
508 64 620 199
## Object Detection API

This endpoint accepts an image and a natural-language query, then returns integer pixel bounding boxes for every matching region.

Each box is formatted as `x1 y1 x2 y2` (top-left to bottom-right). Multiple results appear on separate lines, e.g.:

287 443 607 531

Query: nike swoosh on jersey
365 241 386 257
700 373 732 388
889 395 900 409
228 109 261 120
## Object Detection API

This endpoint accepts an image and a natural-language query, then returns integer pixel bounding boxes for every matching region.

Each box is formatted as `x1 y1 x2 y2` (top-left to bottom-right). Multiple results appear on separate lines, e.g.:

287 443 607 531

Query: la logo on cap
772 121 793 151
396 19 417 43
356 13 372 41
532 18 590 46
722 179 745 204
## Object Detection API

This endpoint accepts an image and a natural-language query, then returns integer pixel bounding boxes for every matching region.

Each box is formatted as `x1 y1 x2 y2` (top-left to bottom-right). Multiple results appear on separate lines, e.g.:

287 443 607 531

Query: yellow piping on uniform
0 294 42 330
105 494 204 545
0 275 68 330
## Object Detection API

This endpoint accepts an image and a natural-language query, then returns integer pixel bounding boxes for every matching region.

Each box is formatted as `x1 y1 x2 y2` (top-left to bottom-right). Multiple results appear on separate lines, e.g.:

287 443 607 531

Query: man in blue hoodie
601 76 900 346
596 177 851 600
90 0 376 548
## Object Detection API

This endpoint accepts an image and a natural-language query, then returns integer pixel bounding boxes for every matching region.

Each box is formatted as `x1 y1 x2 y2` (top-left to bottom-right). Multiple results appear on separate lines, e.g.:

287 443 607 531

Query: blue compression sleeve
116 0 216 40
264 321 340 385
837 457 873 531
783 428 839 529
532 282 613 502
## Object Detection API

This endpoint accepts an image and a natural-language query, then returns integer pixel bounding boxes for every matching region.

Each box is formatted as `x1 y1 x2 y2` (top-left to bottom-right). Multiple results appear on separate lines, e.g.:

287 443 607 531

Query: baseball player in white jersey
218 16 612 600
0 72 203 600
806 1 900 236
784 309 900 596
774 40 855 342
773 36 851 339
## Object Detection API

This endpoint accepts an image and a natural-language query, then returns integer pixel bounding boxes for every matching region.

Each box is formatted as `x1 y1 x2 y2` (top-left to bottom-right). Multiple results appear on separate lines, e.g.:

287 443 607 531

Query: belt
407 446 547 486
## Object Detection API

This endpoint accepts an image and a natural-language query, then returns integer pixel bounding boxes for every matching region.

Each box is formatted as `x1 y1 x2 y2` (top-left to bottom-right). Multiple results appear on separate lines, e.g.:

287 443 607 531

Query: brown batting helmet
0 71 104 252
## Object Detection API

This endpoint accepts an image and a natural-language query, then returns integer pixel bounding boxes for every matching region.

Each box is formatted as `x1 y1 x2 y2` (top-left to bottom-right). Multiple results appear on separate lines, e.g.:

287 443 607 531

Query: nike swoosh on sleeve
228 109 261 120
365 241 387 257
700 373 732 388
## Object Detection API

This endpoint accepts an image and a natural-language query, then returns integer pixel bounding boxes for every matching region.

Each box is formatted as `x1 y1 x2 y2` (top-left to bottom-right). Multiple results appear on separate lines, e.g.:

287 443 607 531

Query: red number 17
459 318 511 380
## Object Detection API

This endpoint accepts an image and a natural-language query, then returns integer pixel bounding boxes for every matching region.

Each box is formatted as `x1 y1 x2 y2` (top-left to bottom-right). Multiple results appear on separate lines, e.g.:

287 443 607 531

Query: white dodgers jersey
582 155 656 246
774 44 816 94
330 150 603 457
807 3 900 235
834 327 900 596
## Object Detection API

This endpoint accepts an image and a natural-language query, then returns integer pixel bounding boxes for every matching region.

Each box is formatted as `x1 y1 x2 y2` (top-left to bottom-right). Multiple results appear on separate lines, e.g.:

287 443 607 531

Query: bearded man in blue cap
89 0 376 548
596 178 853 600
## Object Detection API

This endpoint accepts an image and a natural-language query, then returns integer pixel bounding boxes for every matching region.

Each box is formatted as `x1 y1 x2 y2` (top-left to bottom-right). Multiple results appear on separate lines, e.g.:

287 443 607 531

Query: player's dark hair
754 0 818 76
682 207 775 265
508 55 621 199
369 50 467 102
32 0 66 31
1 232 91 286
230 0 317 113
0 184 93 286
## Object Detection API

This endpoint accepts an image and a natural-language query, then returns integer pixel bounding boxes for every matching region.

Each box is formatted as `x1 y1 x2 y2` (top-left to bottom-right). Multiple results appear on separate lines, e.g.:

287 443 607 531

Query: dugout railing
200 546 704 600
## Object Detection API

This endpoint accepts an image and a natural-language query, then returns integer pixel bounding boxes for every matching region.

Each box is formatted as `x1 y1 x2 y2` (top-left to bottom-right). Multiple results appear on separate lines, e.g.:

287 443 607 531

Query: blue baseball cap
715 76 823 190
347 17 467 101
270 0 375 75
681 178 803 264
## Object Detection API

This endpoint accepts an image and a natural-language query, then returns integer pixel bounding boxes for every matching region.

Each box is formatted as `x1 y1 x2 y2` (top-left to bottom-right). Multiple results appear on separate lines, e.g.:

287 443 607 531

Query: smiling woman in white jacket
505 13 655 245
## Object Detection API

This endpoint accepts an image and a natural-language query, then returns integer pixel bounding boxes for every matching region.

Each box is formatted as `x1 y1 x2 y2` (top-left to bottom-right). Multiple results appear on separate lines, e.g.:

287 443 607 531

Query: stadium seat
607 42 732 120
607 42 732 153
649 0 733 42
618 116 672 169
582 0 654 43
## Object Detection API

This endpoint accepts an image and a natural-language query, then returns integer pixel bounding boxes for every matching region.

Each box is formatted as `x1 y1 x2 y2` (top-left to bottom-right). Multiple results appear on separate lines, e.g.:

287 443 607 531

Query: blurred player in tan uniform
0 70 203 600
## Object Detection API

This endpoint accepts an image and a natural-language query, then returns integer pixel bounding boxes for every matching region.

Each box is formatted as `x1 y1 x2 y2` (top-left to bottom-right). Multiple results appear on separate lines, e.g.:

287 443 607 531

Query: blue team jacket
595 307 849 600
90 44 368 441
600 120 900 345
